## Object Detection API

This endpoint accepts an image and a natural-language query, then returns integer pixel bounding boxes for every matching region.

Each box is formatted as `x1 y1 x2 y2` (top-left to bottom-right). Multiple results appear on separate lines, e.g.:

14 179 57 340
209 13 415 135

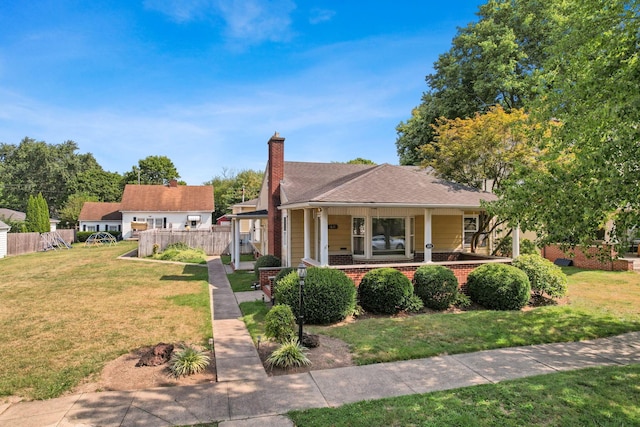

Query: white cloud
144 0 296 46
143 0 212 23
309 8 335 24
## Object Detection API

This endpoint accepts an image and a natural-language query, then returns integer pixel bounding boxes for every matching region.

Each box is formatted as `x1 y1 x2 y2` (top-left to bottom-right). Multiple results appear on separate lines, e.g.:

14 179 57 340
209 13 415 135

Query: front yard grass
227 270 257 292
288 364 640 426
0 241 212 401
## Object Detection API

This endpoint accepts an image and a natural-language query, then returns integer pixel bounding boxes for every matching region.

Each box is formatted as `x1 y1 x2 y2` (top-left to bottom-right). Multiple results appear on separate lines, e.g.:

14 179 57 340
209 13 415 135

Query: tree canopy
205 169 263 220
425 106 536 192
400 0 640 253
491 0 640 251
123 155 180 185
396 0 558 165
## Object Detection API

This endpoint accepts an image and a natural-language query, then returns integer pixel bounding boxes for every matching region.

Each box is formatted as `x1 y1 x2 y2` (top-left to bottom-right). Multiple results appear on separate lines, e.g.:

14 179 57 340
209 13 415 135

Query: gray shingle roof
280 162 496 208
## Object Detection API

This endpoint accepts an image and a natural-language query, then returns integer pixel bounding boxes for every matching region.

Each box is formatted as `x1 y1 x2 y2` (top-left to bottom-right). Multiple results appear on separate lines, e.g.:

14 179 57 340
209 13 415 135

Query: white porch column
233 218 241 267
424 209 433 263
304 208 312 260
512 225 520 258
320 208 329 266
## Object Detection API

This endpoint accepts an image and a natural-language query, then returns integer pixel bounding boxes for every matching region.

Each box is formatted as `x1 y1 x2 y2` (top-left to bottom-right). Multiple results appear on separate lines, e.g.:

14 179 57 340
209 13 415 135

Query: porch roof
228 209 268 219
279 162 497 209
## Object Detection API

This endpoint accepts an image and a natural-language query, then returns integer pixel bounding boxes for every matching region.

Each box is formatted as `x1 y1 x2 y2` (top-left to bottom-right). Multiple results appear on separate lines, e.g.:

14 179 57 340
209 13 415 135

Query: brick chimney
168 179 178 187
267 132 285 259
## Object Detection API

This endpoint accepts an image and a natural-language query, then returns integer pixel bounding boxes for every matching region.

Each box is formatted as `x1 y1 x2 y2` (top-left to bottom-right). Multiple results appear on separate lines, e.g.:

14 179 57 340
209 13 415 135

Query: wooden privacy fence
137 229 231 257
7 230 76 256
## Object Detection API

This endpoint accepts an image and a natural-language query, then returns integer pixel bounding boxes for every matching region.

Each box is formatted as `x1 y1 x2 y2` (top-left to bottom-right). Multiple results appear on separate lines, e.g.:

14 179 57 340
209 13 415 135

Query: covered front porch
280 205 518 268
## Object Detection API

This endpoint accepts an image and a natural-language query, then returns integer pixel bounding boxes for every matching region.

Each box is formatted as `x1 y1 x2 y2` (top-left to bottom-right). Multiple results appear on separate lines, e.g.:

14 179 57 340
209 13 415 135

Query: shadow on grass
160 265 208 281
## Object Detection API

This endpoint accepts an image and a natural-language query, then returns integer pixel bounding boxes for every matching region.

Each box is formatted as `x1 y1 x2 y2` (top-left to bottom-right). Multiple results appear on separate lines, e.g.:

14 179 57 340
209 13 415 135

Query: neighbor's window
372 217 406 255
352 217 365 255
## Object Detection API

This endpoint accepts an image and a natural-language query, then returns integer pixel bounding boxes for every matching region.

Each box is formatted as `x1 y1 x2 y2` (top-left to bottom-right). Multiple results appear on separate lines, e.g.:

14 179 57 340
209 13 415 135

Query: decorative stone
135 343 174 367
302 333 320 348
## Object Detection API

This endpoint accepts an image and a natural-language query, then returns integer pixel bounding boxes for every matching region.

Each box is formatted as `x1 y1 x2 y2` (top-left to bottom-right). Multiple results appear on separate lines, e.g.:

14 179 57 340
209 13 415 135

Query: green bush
254 254 281 279
266 338 311 369
274 267 356 324
273 267 295 295
265 304 296 343
158 247 206 263
512 254 568 299
169 345 210 377
413 265 459 310
466 263 531 310
401 294 424 313
358 268 413 315
165 241 190 251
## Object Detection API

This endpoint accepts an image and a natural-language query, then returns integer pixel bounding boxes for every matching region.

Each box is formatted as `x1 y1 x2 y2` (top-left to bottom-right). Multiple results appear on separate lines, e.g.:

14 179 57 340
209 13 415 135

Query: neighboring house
78 202 123 233
229 133 516 288
119 180 214 239
0 208 59 231
230 198 262 254
0 220 9 258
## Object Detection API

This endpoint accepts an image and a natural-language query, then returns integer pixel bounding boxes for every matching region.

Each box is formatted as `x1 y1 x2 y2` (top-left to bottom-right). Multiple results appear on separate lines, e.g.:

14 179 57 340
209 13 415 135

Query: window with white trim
352 217 365 255
463 215 478 247
372 217 406 255
282 215 287 248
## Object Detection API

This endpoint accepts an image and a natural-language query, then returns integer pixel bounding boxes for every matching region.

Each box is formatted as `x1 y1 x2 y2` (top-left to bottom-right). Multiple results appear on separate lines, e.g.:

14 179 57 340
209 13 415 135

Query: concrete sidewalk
1 257 639 426
1 332 639 426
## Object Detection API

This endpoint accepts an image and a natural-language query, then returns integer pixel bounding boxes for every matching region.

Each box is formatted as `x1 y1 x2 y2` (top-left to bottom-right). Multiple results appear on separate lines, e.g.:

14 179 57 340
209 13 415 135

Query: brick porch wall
543 244 633 271
258 258 511 300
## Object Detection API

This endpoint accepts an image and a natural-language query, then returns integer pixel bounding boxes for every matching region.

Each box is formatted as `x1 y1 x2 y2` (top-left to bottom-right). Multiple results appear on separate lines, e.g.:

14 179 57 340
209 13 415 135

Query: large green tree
396 0 558 165
123 155 180 185
492 0 640 251
0 138 87 214
58 193 99 229
205 169 263 220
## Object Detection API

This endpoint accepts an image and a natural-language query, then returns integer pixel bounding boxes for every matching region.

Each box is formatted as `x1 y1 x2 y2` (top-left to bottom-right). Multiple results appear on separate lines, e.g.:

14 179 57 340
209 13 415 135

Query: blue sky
0 0 485 185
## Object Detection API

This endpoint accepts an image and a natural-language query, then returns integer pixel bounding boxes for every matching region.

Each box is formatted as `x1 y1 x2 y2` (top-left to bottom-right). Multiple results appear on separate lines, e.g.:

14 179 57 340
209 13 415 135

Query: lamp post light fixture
297 262 307 344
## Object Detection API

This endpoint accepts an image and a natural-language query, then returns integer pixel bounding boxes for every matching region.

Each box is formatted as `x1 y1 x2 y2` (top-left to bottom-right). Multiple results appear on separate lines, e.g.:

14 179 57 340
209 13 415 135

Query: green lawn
227 270 257 292
289 364 640 426
0 242 212 400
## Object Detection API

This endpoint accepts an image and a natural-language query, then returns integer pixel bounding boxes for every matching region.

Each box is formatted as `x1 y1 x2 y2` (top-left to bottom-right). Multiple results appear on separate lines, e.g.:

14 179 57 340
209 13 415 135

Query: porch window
372 217 406 255
463 215 478 247
282 215 287 248
352 217 365 255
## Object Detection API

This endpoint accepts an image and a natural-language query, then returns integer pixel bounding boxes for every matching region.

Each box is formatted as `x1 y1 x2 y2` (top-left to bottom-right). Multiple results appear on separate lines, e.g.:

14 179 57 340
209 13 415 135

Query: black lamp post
297 262 307 344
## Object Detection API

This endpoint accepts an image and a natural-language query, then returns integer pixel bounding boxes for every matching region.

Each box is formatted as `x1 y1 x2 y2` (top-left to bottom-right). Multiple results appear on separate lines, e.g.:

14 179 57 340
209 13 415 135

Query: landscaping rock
135 343 174 367
302 333 320 348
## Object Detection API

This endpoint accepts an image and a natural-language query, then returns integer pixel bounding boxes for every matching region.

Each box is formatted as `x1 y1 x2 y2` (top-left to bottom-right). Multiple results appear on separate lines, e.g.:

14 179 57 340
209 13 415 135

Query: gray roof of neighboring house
0 208 26 222
280 162 497 208
0 220 9 230
0 208 59 223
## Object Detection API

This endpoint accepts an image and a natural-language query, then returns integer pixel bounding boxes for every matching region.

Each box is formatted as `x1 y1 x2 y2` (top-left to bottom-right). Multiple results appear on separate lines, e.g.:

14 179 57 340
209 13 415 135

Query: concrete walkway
1 259 639 426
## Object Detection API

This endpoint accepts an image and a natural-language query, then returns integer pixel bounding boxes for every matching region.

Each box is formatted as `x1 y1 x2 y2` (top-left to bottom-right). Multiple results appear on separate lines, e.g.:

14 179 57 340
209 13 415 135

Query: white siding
0 228 7 258
121 211 213 239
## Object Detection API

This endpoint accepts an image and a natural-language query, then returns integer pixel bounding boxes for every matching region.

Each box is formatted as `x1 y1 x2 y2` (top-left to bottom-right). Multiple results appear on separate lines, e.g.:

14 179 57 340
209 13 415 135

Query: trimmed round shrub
413 265 459 310
254 254 281 279
358 268 413 314
274 267 356 325
466 263 531 310
265 304 296 343
512 254 568 299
